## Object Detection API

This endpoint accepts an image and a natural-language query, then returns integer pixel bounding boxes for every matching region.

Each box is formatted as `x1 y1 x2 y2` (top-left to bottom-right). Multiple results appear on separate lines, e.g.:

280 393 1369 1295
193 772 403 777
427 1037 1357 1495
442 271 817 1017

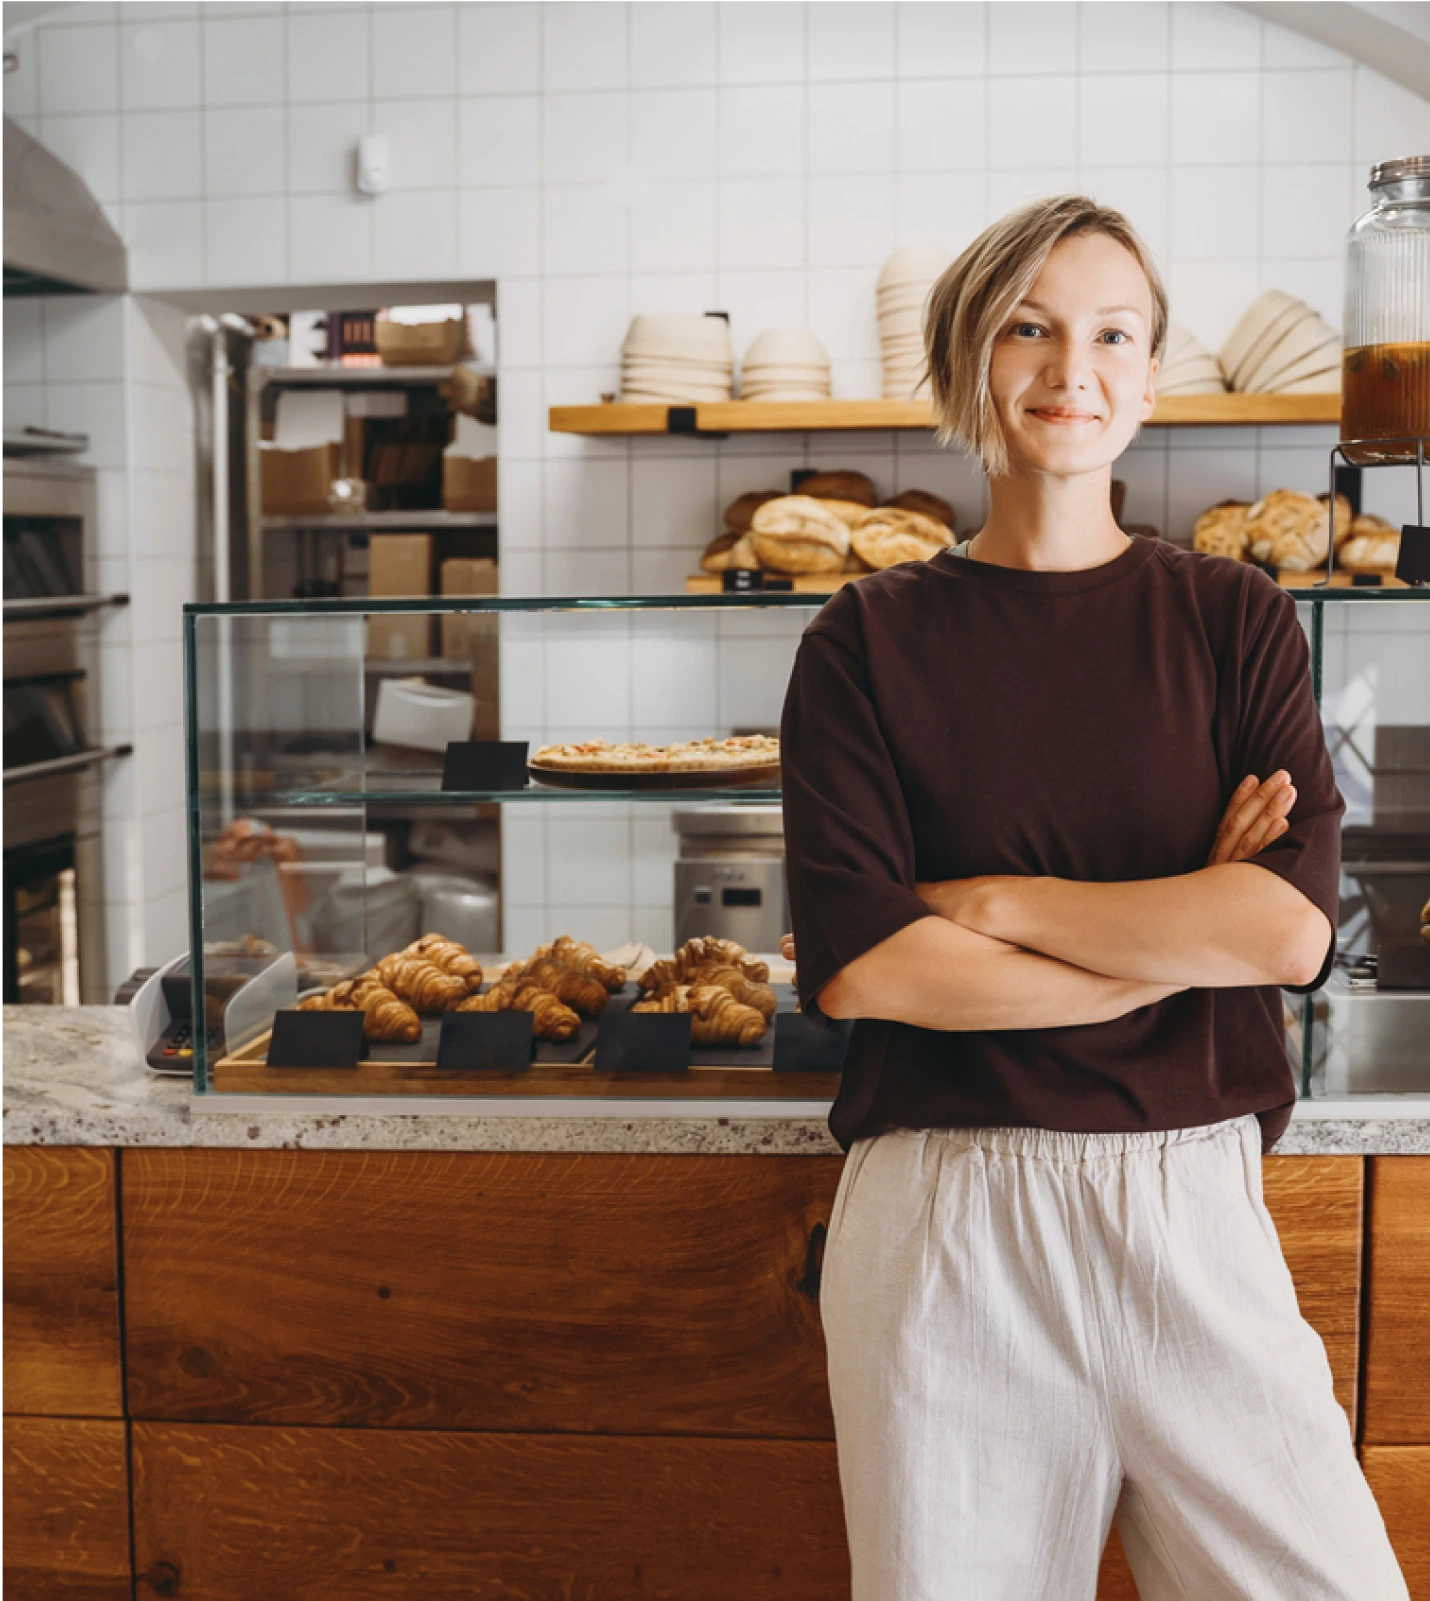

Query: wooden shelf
261 510 496 531
551 392 1341 436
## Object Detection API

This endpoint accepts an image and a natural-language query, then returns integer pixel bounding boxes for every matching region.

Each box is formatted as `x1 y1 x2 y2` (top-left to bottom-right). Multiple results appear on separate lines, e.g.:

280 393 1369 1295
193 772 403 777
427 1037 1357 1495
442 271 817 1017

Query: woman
777 197 1409 1600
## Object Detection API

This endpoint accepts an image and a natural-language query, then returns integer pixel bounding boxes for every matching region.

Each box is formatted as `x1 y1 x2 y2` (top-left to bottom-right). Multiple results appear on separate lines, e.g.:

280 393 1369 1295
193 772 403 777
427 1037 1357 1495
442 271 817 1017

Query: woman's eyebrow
1016 299 1146 320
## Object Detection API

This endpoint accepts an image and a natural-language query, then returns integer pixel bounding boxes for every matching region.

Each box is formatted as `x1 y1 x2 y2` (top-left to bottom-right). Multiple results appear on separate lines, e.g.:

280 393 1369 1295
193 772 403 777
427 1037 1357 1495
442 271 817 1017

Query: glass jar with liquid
1341 155 1430 464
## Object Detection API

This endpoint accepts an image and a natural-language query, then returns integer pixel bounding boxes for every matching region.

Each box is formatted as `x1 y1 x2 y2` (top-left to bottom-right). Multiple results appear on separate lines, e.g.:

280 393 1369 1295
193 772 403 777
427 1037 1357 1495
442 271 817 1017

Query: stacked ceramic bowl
620 314 735 402
877 247 952 401
1218 290 1342 395
738 329 832 401
1158 325 1227 394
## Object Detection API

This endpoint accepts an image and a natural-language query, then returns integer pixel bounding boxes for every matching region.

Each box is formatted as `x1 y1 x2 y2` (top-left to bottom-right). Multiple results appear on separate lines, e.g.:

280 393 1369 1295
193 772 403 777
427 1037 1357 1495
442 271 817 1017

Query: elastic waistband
887 1114 1257 1163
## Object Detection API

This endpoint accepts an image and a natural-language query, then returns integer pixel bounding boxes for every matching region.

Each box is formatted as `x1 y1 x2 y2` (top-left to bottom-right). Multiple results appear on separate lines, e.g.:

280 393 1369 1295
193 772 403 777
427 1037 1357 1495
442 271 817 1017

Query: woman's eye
1012 323 1041 337
1102 330 1130 344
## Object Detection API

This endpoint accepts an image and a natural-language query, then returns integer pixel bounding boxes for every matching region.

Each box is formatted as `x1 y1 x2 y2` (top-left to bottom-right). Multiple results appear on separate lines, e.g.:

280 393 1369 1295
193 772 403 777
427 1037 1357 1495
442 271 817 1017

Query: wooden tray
528 762 780 790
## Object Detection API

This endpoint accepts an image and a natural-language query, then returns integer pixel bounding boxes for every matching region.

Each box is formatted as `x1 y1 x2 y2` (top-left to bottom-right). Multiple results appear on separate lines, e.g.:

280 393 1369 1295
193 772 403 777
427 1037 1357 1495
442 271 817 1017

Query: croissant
458 979 581 1041
404 933 484 992
373 953 468 1012
685 963 778 1019
519 956 609 1015
298 977 421 1042
639 937 770 992
545 934 627 991
633 982 766 1047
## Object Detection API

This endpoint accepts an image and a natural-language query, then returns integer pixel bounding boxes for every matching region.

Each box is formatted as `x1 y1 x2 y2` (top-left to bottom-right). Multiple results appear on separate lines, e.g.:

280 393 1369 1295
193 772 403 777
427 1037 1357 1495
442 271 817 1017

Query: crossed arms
812 772 1335 1032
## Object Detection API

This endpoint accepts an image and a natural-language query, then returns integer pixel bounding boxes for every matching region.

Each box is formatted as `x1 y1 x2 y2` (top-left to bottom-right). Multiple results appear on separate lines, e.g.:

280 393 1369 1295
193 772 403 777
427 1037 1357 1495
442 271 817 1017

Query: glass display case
183 583 1429 1108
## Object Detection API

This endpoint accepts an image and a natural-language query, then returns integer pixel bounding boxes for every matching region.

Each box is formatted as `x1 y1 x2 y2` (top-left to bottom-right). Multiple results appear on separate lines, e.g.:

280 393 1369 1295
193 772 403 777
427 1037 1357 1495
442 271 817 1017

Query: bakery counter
5 1004 1430 1153
7 1004 1430 1599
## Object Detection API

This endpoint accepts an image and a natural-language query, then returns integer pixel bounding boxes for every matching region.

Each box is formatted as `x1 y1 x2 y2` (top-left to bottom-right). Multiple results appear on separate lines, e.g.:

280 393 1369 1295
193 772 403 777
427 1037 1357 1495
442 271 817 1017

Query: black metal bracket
666 406 728 441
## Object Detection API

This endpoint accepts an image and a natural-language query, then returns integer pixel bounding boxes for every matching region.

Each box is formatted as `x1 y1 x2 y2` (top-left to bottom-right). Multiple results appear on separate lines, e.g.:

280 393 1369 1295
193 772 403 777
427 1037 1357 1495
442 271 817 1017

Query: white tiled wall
6 1 1428 957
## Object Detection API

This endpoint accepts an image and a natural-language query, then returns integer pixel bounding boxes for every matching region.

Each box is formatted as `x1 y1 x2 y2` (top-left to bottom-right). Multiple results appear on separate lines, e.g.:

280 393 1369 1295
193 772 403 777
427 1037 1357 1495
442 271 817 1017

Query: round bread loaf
1245 489 1330 571
882 488 955 528
850 506 951 569
723 489 783 533
1192 500 1251 560
1338 513 1400 570
749 494 850 572
795 469 878 507
1320 491 1353 547
843 548 877 572
817 497 876 528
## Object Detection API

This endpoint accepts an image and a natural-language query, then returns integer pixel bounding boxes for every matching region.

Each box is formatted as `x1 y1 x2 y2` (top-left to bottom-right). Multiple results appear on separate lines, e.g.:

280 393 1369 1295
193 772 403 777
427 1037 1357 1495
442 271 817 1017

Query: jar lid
1369 155 1430 187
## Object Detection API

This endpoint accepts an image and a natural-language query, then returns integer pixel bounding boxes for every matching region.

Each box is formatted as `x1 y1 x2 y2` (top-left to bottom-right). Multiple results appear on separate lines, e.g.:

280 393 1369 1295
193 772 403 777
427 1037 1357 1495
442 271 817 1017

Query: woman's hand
776 771 1297 968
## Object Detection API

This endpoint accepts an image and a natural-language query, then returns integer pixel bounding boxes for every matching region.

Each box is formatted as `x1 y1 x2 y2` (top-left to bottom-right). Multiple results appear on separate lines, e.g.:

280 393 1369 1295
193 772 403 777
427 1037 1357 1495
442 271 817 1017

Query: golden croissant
633 982 766 1047
639 936 769 992
544 934 627 991
685 962 777 1019
404 933 484 992
372 953 468 1012
458 978 580 1041
519 956 609 1015
299 977 421 1042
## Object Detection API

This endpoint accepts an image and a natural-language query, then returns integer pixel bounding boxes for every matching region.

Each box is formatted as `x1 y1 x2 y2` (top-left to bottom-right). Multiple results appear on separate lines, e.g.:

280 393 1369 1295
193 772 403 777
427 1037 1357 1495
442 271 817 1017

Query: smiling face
987 231 1159 478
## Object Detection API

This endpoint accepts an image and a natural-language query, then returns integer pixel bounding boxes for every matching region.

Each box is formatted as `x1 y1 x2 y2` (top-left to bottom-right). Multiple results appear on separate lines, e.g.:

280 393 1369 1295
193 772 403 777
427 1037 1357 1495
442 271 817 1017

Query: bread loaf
723 489 783 533
882 488 954 528
850 506 951 569
749 494 850 572
1244 489 1331 571
796 469 877 507
1192 500 1251 560
1338 513 1400 570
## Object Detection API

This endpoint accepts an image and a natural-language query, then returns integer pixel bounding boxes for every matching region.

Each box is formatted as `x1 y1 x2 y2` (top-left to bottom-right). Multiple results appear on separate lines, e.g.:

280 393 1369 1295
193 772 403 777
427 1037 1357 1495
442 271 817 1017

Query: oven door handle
2 744 133 786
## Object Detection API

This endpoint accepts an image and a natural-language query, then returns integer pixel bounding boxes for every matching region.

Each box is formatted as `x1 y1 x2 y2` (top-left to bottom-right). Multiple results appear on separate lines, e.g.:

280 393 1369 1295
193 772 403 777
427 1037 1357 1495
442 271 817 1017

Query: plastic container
1341 155 1430 463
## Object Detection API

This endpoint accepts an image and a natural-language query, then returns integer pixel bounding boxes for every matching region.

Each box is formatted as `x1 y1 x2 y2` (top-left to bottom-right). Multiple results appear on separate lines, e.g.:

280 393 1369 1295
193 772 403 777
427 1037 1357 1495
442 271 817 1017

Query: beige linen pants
819 1113 1410 1601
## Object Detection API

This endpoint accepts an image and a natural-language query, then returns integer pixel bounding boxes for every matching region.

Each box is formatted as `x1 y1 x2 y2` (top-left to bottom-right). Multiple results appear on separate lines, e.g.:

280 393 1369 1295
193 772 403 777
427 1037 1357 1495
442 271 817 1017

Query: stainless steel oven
3 454 130 1003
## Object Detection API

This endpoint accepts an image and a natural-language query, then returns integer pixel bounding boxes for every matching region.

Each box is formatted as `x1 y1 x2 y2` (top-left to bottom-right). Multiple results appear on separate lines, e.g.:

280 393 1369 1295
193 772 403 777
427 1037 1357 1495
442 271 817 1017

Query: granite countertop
5 1005 1430 1155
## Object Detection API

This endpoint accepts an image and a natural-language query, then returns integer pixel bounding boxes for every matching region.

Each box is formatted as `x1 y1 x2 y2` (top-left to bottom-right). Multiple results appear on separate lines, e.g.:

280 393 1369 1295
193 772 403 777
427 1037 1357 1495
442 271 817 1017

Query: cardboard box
375 317 464 367
368 533 433 597
440 557 500 738
259 442 340 514
442 454 497 513
366 614 434 661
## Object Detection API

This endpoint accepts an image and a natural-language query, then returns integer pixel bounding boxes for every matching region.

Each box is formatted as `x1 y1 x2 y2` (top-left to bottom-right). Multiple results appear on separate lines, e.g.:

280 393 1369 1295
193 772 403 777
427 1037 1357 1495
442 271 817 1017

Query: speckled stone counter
5 1005 1430 1154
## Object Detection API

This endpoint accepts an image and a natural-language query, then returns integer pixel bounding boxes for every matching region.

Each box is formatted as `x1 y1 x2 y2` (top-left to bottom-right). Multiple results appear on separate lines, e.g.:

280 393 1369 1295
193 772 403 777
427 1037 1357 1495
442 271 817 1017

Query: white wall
6 1 1429 959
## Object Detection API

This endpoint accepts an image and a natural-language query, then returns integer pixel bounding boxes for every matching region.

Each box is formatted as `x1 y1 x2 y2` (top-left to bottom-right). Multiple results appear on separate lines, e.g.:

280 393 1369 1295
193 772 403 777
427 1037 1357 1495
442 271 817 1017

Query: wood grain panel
131 1422 846 1600
3 1417 131 1601
1263 1157 1364 1423
1361 1447 1430 1597
1364 1157 1430 1444
3 1147 122 1417
124 1148 840 1435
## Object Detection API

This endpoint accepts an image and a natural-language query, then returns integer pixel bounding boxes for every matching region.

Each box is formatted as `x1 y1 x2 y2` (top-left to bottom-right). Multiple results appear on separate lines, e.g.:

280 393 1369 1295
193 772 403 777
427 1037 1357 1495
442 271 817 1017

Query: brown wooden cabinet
4 1144 1426 1598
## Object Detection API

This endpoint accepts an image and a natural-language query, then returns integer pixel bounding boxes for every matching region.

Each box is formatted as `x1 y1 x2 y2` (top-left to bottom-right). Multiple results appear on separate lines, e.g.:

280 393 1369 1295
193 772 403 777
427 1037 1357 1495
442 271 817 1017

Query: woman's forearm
818 915 1188 1031
933 864 1330 989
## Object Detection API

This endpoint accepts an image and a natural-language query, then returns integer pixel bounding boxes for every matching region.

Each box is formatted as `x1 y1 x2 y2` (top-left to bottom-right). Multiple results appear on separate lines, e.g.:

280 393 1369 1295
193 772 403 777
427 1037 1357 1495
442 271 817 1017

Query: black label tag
435 1010 534 1072
442 740 530 791
772 1011 853 1073
593 1010 691 1073
266 1008 364 1069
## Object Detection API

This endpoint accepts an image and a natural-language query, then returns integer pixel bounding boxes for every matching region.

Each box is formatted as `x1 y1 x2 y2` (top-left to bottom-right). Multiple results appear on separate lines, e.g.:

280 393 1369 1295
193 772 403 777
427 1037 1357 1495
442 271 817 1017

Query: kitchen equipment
672 805 788 953
1341 155 1430 463
371 676 474 753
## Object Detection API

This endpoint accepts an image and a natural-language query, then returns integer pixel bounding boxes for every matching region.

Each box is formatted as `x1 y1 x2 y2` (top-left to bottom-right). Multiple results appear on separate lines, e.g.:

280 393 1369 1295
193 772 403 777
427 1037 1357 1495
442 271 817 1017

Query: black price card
442 741 530 791
266 1008 364 1069
435 1010 533 1073
593 1010 691 1074
772 1011 853 1074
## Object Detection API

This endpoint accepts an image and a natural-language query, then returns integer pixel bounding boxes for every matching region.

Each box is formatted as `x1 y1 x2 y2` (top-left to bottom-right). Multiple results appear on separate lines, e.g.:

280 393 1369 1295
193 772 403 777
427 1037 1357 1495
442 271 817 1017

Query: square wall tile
457 2 540 95
204 106 285 197
496 275 541 368
541 274 629 369
631 455 719 548
1081 74 1171 168
631 634 718 725
1352 66 1430 167
718 1 804 83
38 23 119 116
543 90 628 186
808 174 895 268
809 81 894 174
1260 164 1355 259
543 547 631 595
495 456 541 552
718 177 805 271
897 2 985 77
630 181 717 274
719 85 805 178
631 88 718 181
542 184 627 275
122 109 201 201
631 2 717 87
543 455 629 548
372 97 458 189
1079 166 1170 260
43 295 125 382
459 186 541 277
45 381 127 469
289 193 374 282
1168 166 1260 258
287 102 369 193
120 17 199 109
1079 3 1168 73
121 199 203 290
1169 71 1257 165
1262 69 1353 165
287 8 370 102
203 14 285 106
372 4 456 98
5 299 46 382
807 267 880 362
988 2 1077 75
1169 2 1261 71
204 196 287 286
987 75 1078 169
808 2 894 80
542 1 626 92
373 189 458 279
896 79 986 171
895 169 986 253
459 94 539 187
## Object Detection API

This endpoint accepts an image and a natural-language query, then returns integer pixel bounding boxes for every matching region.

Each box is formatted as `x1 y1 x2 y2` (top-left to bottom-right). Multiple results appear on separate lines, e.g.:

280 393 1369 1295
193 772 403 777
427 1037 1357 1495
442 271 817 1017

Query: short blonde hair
920 195 1169 477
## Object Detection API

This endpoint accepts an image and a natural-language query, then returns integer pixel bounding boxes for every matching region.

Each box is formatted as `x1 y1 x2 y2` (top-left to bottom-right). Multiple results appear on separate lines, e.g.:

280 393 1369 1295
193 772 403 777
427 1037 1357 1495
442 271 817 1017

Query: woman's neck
969 468 1130 571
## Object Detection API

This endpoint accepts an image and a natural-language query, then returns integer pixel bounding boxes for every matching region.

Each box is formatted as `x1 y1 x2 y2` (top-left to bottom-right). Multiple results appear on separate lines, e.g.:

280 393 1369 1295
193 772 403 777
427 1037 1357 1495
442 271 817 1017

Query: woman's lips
1029 408 1099 424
